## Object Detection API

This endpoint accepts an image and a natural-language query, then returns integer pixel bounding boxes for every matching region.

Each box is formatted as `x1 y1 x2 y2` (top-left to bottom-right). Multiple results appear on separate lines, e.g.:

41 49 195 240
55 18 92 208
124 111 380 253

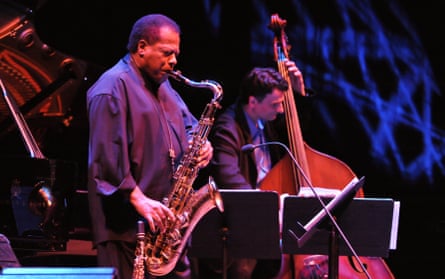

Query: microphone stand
242 142 371 279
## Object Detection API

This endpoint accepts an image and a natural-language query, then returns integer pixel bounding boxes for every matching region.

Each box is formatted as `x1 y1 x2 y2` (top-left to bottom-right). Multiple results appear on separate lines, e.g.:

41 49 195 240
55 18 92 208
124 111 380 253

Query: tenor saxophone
133 70 224 278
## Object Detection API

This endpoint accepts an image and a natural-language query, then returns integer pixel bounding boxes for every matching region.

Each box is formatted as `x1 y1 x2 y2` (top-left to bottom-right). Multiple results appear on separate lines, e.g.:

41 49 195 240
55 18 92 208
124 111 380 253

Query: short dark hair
127 14 181 53
238 67 289 104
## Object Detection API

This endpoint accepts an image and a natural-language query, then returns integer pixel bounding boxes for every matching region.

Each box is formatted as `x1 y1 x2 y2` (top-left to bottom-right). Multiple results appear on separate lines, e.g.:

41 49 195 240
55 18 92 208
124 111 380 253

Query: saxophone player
87 13 213 279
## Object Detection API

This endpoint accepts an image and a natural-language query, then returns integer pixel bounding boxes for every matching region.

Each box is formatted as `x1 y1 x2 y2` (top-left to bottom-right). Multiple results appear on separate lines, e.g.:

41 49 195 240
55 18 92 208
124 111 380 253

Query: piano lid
0 1 97 250
0 0 88 138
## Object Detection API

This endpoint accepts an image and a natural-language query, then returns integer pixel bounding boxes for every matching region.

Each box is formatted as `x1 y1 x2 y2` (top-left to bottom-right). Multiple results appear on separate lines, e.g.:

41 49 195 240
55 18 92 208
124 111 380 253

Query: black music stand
282 194 397 279
188 190 281 279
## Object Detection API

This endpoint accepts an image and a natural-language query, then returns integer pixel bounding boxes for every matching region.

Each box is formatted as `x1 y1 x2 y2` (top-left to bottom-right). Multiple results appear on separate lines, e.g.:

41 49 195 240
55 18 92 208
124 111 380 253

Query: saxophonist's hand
194 140 213 169
130 186 175 233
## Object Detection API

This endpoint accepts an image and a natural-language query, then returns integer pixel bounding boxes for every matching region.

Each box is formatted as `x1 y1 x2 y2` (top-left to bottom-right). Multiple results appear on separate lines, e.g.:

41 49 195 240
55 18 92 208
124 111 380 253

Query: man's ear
138 39 147 50
137 40 148 57
248 95 258 106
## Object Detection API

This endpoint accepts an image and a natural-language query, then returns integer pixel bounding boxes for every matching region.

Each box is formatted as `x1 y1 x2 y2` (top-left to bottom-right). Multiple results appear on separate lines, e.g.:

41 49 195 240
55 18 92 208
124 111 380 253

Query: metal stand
328 222 339 279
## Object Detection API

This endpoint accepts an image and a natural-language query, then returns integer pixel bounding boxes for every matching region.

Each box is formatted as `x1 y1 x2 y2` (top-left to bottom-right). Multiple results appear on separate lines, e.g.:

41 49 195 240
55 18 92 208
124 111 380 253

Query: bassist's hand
285 59 306 96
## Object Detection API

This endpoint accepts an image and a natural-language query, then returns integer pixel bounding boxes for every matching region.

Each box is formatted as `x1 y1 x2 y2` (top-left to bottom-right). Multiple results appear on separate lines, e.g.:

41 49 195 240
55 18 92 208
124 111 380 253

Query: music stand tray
282 196 396 257
188 190 281 259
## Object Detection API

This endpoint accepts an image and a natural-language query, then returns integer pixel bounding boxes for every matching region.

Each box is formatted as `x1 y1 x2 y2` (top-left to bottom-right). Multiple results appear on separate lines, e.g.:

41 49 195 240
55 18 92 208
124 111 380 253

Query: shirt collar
244 111 264 138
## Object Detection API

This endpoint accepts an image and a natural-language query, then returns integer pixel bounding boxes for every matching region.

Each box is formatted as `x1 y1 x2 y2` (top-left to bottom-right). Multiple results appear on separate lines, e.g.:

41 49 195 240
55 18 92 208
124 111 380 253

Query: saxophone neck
206 80 224 103
167 70 223 103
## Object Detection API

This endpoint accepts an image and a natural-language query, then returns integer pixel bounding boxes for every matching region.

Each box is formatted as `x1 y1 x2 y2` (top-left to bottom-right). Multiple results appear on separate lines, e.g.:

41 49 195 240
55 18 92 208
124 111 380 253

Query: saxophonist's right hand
130 186 175 232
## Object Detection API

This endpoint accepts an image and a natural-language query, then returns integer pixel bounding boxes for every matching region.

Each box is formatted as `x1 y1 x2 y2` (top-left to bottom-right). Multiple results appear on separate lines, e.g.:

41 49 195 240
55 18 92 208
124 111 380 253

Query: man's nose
168 54 177 66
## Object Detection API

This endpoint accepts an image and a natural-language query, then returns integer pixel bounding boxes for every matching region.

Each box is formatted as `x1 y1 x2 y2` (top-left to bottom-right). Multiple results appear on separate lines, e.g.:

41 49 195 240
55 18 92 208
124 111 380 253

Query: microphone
242 142 313 188
240 143 256 152
241 141 370 279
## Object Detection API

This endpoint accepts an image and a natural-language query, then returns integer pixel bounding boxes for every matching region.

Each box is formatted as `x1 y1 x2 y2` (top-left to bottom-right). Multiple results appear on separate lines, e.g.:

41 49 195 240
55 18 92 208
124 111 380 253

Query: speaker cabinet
0 158 78 252
0 267 116 278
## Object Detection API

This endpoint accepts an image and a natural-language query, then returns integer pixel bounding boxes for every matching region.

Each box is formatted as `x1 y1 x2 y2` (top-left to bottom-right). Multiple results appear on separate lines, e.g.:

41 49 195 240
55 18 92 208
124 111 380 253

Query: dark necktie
253 122 271 186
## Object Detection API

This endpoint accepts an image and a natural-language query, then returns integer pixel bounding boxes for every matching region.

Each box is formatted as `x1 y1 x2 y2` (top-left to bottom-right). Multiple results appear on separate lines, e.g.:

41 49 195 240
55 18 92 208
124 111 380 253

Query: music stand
282 195 397 278
188 190 281 279
289 176 366 248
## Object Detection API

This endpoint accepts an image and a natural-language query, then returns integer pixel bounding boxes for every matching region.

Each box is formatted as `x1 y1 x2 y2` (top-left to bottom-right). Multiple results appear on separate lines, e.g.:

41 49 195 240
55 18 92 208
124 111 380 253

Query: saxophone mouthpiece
167 70 185 82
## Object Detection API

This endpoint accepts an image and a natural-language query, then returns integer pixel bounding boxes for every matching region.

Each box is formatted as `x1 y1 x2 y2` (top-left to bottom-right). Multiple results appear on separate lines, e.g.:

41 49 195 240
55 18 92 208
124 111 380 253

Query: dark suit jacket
209 103 287 189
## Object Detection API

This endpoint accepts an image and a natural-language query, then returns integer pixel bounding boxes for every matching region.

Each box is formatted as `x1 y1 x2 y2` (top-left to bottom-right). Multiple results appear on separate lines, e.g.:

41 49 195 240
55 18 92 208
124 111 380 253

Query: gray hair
127 14 180 53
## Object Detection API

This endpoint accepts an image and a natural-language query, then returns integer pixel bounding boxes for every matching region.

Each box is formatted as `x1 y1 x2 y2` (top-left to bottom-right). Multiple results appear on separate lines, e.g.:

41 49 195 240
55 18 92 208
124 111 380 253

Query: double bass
260 14 395 279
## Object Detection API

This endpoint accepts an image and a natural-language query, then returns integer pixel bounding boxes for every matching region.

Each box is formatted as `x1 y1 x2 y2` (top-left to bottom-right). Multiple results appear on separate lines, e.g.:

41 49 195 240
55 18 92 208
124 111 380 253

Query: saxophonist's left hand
195 140 213 169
